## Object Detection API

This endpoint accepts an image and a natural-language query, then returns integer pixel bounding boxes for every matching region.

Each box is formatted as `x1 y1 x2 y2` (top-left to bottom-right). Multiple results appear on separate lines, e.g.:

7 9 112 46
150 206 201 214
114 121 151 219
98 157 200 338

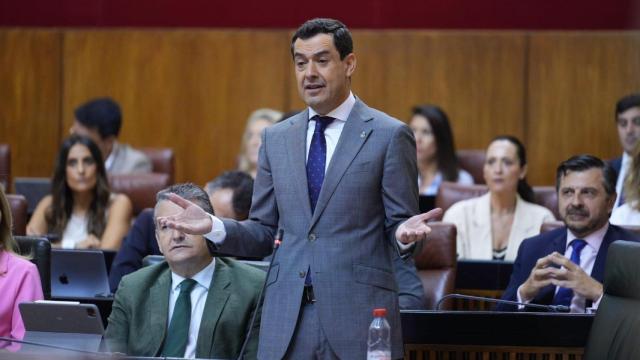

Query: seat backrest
140 147 175 184
14 235 51 299
533 186 559 219
142 254 165 267
435 182 488 216
541 221 640 236
457 149 485 184
109 173 170 216
7 194 28 236
437 182 560 218
413 222 457 309
0 143 10 191
584 240 640 359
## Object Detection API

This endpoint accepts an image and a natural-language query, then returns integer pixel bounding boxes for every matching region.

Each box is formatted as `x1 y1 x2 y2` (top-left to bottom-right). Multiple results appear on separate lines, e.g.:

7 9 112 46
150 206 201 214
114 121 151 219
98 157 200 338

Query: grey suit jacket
212 99 419 359
105 257 264 359
108 143 152 174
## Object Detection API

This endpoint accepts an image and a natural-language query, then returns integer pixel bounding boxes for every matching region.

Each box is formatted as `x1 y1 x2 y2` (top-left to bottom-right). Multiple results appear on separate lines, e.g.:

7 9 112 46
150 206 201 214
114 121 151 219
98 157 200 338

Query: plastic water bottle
367 308 391 360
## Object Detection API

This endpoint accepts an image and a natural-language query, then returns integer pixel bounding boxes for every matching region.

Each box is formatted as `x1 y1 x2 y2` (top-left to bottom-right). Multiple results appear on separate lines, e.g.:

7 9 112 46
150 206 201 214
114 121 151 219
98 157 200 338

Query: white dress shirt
167 258 216 359
614 152 631 208
517 223 608 313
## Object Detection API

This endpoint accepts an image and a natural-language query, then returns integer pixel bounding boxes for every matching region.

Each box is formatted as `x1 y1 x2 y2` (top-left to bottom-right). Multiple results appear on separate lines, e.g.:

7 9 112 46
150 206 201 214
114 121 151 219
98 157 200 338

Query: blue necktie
306 115 334 213
304 115 333 287
552 239 588 307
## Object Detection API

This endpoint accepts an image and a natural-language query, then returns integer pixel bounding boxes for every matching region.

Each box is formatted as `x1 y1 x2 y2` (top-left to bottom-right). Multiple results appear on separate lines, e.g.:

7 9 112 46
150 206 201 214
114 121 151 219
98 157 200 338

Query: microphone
0 336 108 355
435 293 570 313
237 228 284 360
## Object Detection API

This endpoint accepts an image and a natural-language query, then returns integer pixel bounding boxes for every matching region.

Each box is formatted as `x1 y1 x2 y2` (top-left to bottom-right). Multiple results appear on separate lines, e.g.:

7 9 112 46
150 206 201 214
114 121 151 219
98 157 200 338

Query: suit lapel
286 111 313 220
148 268 171 356
310 101 373 228
196 259 231 358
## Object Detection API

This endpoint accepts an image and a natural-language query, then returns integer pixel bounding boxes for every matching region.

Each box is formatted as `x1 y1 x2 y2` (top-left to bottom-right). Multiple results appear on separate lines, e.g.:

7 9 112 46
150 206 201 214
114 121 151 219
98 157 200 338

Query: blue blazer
610 156 623 182
498 223 639 311
108 209 160 292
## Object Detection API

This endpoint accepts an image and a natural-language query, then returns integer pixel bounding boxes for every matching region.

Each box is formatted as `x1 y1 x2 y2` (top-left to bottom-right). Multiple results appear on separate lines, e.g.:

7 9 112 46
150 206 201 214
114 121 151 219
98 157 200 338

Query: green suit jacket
105 257 264 359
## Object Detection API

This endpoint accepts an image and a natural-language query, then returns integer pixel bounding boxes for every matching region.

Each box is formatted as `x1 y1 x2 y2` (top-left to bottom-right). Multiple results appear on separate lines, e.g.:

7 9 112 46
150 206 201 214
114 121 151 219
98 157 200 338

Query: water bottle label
367 350 391 360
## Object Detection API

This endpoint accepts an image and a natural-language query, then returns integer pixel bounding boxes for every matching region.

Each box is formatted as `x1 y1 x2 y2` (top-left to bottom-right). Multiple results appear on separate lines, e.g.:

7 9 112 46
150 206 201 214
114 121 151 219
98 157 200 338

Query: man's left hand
547 252 603 301
395 208 443 244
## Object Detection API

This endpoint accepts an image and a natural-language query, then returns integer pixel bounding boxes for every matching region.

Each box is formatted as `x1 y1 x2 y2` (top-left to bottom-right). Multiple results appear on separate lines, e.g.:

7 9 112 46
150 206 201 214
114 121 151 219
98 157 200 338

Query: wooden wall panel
287 31 527 156
527 32 640 185
62 30 292 186
0 29 62 186
2 29 638 189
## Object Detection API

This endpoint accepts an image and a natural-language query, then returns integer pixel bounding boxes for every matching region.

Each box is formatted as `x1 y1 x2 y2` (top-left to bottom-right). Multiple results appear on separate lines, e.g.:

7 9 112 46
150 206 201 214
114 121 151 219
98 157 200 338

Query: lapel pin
360 131 366 138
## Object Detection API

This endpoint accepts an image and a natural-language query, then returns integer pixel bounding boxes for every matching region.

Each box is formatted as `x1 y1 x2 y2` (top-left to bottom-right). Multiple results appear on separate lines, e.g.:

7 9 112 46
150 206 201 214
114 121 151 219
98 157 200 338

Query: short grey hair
155 183 214 218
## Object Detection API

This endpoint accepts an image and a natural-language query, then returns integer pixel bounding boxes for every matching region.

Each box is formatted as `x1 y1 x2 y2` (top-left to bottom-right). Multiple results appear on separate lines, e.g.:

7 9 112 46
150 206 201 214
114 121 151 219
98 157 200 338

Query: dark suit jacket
105 257 264 359
498 223 639 311
108 209 160 292
610 156 623 182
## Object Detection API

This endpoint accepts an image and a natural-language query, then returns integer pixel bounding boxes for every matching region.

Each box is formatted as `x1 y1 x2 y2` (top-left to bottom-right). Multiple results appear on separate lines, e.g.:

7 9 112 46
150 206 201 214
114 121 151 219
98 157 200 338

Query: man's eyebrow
294 50 331 58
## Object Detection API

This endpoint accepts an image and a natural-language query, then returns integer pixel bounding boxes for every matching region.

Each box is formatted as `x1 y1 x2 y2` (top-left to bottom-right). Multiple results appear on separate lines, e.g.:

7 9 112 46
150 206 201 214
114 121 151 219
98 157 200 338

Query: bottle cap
373 308 387 317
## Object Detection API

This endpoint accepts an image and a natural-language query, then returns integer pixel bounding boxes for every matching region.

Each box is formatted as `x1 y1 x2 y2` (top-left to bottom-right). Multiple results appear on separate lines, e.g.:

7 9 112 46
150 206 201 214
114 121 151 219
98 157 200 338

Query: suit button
308 233 317 241
299 271 306 278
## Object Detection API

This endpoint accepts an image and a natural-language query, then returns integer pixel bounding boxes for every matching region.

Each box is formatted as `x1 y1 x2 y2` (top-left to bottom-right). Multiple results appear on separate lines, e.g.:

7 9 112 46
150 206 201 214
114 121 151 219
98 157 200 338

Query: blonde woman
237 108 282 178
611 141 640 225
0 188 43 340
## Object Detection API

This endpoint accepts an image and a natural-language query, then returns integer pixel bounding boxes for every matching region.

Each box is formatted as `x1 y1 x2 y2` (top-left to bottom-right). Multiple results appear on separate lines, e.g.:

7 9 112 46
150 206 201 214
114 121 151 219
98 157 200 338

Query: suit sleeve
109 210 156 292
105 279 131 354
496 239 531 311
382 124 420 257
211 128 277 258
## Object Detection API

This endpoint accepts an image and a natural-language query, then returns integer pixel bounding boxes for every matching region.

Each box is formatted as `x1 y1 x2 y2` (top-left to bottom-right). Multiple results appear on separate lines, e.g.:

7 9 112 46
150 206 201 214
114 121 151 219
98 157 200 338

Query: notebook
19 302 104 353
51 249 112 299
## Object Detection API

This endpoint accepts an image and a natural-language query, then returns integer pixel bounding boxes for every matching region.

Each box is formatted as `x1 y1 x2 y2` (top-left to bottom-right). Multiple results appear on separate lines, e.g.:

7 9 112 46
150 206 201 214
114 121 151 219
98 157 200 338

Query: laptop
19 302 104 353
13 177 51 214
51 249 112 298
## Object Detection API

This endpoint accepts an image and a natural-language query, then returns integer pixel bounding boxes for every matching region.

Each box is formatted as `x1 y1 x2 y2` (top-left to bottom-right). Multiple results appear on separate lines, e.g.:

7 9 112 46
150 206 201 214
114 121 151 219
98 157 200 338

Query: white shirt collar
307 92 356 122
566 222 609 252
170 258 216 292
621 151 631 168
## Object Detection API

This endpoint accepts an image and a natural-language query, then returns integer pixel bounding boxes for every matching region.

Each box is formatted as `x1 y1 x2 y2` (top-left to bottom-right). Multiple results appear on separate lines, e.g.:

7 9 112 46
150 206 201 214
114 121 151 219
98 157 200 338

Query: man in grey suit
160 18 441 359
71 97 152 174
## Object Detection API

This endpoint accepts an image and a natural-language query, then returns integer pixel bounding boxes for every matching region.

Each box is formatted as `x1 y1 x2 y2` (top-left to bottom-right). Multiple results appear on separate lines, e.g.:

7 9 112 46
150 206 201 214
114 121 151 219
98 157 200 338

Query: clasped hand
520 252 603 302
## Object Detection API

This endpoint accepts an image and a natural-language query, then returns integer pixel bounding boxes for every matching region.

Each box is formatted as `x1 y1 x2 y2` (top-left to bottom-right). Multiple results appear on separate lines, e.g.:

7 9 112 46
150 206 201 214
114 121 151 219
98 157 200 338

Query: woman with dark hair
27 135 132 250
0 187 43 341
410 105 473 196
443 136 555 260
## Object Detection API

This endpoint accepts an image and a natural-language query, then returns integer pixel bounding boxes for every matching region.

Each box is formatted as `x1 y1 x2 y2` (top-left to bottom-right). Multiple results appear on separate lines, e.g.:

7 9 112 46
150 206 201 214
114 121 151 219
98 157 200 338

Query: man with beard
498 155 639 313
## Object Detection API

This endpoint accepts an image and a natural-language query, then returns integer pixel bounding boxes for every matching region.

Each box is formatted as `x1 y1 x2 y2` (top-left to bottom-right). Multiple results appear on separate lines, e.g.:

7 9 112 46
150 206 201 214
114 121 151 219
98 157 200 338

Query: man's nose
305 61 318 77
170 229 186 242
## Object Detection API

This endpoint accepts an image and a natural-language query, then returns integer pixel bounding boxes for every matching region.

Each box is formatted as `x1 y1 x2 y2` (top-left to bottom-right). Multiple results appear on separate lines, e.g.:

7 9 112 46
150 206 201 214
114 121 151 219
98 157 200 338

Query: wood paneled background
1 29 639 188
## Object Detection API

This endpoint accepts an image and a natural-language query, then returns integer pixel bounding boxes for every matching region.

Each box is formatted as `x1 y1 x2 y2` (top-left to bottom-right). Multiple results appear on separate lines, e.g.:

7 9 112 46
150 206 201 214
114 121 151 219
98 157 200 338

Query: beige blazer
443 193 555 261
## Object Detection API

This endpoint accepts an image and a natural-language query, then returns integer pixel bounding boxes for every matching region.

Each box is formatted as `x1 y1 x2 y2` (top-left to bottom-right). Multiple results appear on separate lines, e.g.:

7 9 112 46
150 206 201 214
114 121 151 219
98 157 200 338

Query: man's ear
344 53 357 78
155 230 164 255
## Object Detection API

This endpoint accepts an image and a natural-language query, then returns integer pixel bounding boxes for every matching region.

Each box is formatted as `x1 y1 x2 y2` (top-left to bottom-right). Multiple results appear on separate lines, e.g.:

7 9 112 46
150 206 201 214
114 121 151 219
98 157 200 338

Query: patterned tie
306 115 334 213
162 278 198 357
552 239 588 307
